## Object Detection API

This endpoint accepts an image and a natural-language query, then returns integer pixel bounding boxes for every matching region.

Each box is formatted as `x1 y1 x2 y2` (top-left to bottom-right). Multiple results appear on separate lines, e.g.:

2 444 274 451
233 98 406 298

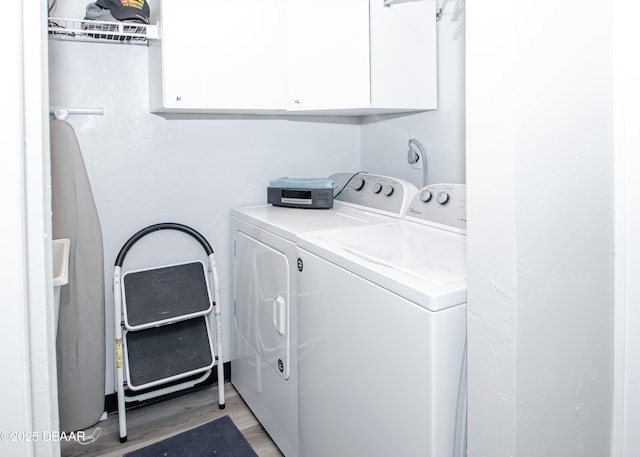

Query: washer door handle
272 295 286 336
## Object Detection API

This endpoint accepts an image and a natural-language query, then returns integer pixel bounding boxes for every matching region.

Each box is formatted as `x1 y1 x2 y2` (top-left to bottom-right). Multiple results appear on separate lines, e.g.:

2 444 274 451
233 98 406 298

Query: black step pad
125 317 214 389
123 261 211 327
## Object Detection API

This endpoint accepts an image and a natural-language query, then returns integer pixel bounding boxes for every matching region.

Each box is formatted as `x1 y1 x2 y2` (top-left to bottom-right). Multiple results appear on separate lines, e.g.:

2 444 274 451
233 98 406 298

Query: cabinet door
370 0 437 110
286 0 370 111
159 0 287 112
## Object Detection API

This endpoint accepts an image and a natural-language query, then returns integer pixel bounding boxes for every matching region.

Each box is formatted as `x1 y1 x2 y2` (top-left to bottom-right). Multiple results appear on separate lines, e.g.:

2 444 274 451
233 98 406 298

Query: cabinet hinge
436 7 442 21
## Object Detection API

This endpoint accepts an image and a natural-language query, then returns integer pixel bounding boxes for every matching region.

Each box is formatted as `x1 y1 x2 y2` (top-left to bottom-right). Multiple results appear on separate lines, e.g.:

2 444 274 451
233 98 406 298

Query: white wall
1 1 59 456
467 2 614 456
361 0 465 189
612 1 640 456
48 5 361 396
465 2 517 453
1 5 38 454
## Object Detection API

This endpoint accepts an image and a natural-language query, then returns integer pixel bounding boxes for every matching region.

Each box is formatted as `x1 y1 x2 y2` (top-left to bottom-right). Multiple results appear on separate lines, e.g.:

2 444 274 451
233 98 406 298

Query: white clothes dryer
296 184 467 457
230 173 418 457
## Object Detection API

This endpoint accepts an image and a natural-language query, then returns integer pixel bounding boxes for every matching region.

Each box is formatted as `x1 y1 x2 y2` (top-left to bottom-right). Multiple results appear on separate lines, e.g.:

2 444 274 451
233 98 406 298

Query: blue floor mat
123 415 258 457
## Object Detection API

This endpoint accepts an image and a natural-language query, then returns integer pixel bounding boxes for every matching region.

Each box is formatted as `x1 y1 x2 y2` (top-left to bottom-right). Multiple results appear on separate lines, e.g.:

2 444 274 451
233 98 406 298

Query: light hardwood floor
61 383 284 457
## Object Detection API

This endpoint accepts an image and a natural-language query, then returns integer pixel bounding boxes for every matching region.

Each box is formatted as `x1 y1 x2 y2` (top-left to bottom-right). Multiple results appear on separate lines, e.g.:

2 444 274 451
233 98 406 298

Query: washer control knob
372 183 383 194
383 185 394 197
436 191 450 205
420 190 432 203
352 177 366 191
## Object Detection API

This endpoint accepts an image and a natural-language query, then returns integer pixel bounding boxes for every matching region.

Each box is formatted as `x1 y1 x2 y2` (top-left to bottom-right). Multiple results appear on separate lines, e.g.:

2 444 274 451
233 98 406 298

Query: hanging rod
49 106 104 121
383 0 425 7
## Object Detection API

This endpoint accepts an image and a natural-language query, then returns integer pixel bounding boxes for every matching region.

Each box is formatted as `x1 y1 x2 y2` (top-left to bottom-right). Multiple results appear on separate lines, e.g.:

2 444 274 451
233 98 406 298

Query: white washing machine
296 184 467 457
230 173 418 457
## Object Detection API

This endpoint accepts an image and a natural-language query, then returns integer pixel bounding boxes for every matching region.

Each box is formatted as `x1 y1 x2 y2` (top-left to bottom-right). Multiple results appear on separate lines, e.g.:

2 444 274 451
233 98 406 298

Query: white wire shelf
48 17 159 45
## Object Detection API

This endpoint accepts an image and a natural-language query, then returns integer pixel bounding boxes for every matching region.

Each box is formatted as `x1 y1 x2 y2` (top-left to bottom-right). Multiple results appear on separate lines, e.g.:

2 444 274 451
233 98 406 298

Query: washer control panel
330 173 418 218
406 183 466 233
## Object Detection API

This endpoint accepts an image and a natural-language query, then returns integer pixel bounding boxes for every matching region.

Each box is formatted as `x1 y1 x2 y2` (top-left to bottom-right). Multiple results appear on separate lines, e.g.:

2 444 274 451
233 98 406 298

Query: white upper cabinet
286 0 437 115
286 0 371 112
150 0 437 117
149 0 288 114
369 0 437 112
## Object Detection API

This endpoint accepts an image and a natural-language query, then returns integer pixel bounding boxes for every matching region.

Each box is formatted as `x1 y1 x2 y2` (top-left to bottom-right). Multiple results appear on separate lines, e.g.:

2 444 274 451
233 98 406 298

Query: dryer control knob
372 183 383 194
383 185 394 197
420 190 432 202
436 191 450 205
352 177 366 191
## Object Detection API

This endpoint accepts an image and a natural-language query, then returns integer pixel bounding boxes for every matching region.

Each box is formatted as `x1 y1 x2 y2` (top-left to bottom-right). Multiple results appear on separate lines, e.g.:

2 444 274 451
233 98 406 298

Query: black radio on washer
267 177 334 209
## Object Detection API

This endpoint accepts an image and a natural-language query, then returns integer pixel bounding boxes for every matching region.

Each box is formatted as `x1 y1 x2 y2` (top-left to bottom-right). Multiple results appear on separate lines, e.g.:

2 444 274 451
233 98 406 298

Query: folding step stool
113 223 225 443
